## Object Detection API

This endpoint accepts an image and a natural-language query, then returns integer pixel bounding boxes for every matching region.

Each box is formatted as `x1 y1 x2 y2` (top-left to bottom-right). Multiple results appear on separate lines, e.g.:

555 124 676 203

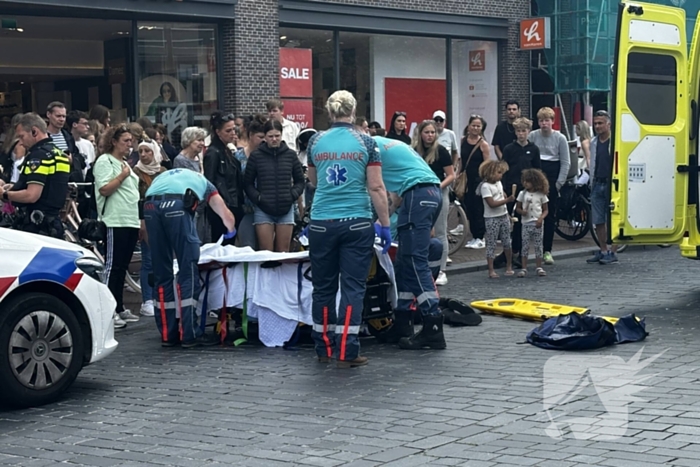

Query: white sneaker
436 271 448 286
119 309 140 322
446 256 452 265
449 224 464 235
113 313 127 329
140 300 154 317
465 238 476 248
472 239 486 249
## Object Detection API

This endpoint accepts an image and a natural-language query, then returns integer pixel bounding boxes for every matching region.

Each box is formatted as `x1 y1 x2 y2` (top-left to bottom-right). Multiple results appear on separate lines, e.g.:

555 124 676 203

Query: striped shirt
49 131 68 152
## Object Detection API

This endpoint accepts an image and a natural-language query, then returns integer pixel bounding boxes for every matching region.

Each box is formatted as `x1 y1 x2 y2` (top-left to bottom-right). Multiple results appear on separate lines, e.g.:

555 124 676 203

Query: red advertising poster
384 78 446 135
282 99 314 130
280 48 313 98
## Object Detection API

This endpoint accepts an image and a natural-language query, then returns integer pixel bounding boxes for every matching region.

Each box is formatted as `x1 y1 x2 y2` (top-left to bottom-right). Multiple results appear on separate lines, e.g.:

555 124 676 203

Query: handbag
78 198 108 242
454 137 482 198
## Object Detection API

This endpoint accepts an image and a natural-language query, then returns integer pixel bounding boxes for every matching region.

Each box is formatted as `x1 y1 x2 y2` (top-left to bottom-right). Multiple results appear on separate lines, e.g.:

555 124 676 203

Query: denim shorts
590 182 610 226
253 205 295 225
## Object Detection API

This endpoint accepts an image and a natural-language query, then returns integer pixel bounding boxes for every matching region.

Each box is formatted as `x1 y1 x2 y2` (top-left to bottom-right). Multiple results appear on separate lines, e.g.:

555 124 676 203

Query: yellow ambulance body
611 2 700 258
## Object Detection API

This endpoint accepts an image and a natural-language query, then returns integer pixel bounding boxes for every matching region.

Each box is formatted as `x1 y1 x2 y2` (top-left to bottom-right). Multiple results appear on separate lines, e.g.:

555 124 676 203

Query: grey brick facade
222 0 530 122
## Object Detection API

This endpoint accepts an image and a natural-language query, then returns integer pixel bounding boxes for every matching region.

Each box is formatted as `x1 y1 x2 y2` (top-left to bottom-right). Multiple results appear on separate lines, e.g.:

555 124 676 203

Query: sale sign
282 99 314 130
280 48 313 98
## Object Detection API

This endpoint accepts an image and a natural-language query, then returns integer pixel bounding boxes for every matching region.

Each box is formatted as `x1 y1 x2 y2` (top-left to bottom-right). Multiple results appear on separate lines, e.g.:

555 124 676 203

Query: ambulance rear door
610 2 689 245
685 10 700 257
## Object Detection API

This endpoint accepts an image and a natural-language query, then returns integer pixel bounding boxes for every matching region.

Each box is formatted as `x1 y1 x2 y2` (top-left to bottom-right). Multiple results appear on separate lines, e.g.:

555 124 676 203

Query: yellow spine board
470 298 621 324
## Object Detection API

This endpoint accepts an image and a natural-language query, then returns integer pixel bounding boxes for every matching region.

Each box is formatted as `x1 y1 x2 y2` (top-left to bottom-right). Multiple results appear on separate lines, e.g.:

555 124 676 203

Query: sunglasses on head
394 111 406 117
470 114 482 119
220 114 235 122
594 110 610 117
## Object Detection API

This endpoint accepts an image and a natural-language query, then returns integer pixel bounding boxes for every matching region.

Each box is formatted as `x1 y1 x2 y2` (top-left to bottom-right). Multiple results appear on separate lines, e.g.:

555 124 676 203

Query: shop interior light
280 36 287 40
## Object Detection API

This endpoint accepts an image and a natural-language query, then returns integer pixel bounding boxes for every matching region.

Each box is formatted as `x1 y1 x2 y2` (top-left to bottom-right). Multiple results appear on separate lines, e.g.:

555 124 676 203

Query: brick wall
221 0 530 119
223 0 280 115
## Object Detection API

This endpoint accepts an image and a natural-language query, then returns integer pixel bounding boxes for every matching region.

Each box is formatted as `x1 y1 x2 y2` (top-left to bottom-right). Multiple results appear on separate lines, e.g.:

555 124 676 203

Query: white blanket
197 244 397 347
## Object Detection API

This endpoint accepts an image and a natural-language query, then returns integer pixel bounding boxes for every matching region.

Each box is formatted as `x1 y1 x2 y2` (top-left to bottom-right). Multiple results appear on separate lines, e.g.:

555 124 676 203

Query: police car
0 227 118 408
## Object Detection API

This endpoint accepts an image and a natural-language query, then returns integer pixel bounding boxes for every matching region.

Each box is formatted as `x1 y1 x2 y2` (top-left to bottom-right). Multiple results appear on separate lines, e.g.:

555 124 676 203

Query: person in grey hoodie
528 107 570 265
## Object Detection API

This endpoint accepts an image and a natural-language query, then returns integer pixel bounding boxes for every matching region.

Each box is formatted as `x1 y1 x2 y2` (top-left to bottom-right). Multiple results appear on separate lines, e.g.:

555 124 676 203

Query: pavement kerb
445 245 598 275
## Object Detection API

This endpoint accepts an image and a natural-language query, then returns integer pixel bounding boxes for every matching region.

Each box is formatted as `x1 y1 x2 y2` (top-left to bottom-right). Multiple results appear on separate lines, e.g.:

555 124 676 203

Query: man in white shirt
68 110 95 173
433 110 459 166
267 99 300 153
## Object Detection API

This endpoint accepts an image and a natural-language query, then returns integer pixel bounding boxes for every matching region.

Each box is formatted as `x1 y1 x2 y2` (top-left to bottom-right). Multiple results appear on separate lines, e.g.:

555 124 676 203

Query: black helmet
296 128 317 152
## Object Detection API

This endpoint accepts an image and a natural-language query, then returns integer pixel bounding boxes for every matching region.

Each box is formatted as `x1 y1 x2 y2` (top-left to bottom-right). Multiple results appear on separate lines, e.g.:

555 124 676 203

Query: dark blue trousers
395 185 442 317
429 238 443 280
144 198 202 344
309 218 374 361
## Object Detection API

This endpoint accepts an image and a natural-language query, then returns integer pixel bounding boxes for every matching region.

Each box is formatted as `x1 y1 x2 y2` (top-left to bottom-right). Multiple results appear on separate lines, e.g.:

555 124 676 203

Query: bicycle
446 191 468 255
555 180 628 253
61 183 142 294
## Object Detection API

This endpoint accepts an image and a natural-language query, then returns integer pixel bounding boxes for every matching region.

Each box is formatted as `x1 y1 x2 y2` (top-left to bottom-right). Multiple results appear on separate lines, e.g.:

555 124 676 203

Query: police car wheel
0 293 84 408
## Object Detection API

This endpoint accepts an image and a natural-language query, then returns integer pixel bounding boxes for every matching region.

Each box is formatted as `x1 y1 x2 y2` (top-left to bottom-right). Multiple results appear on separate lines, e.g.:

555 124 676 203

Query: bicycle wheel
446 202 468 255
125 247 142 295
555 194 591 241
591 226 628 253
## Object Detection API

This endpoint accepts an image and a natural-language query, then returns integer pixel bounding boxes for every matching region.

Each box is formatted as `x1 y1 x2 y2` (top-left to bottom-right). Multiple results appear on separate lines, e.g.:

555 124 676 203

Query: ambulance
611 2 700 257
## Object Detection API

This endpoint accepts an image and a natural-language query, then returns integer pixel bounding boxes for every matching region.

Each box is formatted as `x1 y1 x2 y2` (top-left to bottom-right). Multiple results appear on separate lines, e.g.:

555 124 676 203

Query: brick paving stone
3 247 700 466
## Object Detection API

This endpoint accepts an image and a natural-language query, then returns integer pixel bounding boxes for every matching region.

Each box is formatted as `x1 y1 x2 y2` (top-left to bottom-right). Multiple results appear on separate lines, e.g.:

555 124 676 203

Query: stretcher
469 298 624 324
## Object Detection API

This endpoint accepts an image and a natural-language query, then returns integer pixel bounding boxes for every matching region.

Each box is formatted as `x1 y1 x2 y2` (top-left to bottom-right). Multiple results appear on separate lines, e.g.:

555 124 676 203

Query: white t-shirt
76 138 96 169
282 118 300 153
480 181 508 218
517 190 549 224
437 129 458 156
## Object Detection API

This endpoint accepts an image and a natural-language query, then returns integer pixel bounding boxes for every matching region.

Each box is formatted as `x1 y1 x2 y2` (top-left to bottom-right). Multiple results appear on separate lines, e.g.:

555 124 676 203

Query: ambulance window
626 53 676 126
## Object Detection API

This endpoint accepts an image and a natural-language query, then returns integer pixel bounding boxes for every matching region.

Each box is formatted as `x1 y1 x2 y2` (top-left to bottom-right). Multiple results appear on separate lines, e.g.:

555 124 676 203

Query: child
479 160 515 278
516 168 549 277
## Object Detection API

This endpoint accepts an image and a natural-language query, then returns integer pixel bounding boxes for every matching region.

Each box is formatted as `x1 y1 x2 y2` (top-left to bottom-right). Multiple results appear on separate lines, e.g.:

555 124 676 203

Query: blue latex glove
300 226 309 237
373 222 382 238
379 226 392 254
223 228 237 240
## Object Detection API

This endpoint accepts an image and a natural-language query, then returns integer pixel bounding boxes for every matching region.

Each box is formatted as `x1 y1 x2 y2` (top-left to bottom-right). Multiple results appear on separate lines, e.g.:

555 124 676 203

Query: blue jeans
396 184 442 317
144 197 202 344
309 218 374 361
140 240 154 303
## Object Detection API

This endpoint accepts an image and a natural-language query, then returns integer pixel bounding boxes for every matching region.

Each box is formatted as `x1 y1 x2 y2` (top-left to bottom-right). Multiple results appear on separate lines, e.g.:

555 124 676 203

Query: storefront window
279 28 334 130
137 22 217 148
451 39 498 143
340 33 445 138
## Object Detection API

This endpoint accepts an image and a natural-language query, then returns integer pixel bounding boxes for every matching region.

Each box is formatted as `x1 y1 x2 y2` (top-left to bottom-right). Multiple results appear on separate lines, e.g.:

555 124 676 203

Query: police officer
143 168 236 348
374 136 445 350
307 90 391 369
1 113 69 239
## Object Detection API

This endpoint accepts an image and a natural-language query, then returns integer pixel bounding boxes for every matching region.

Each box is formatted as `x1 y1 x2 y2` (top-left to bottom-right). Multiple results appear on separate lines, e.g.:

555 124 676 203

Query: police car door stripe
18 247 81 285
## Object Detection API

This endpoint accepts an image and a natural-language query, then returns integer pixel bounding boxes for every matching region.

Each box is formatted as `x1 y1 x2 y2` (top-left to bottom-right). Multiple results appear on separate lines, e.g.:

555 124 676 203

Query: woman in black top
203 111 244 243
244 119 305 252
386 111 411 144
412 120 455 282
460 115 491 248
